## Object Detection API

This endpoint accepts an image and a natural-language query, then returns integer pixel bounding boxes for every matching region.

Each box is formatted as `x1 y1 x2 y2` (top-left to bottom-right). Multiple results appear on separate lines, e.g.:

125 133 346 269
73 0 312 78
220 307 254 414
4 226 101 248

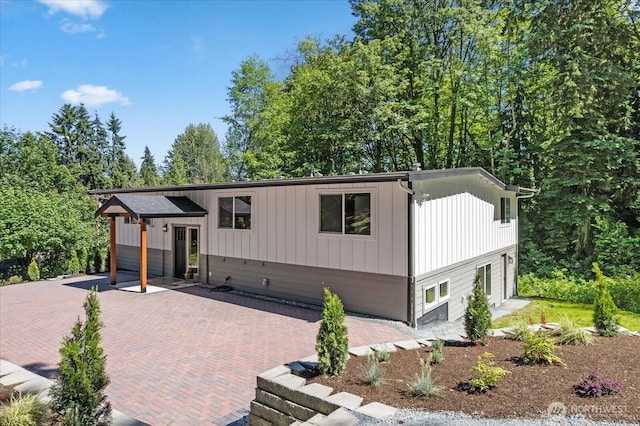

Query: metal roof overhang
95 194 208 220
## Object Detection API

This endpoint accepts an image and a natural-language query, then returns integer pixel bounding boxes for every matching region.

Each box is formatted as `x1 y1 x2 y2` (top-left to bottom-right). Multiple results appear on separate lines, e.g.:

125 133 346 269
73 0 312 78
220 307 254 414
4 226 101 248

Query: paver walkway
0 273 412 425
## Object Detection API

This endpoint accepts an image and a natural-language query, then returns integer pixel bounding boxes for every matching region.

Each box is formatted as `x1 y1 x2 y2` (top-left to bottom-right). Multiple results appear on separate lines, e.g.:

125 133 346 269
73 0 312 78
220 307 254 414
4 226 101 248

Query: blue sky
0 0 356 166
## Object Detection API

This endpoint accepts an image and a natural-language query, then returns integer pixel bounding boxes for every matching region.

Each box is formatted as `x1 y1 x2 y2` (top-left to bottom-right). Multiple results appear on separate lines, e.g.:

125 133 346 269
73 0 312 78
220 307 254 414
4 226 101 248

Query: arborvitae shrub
464 274 492 345
79 248 89 274
316 288 349 376
93 249 103 274
67 250 80 275
50 287 111 425
592 263 619 337
27 258 40 281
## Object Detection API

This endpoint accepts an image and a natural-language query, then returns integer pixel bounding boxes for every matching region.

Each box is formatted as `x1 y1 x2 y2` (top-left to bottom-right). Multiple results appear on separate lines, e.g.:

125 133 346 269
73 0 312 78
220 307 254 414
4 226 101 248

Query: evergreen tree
50 287 111 425
464 274 492 346
139 146 160 187
27 258 40 281
316 288 349 376
106 113 137 188
162 149 188 185
592 263 620 337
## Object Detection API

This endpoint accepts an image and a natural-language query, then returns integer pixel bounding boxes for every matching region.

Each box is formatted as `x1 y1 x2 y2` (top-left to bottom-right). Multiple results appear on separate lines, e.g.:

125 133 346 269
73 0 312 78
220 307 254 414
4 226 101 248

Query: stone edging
249 325 640 426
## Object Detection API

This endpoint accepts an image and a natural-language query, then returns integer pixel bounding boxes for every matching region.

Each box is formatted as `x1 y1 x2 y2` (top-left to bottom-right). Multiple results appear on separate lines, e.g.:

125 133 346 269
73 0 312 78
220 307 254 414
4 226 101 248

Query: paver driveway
0 273 413 424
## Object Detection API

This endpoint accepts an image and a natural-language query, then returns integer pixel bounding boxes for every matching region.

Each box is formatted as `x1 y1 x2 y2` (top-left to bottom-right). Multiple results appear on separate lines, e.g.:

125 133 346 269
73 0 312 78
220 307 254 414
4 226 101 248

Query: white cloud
61 84 130 106
39 0 108 20
12 59 28 67
61 20 95 34
9 80 44 92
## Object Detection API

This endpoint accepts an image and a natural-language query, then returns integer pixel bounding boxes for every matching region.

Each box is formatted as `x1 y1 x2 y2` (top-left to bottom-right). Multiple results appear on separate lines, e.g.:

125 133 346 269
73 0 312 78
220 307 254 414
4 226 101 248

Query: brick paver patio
0 273 413 424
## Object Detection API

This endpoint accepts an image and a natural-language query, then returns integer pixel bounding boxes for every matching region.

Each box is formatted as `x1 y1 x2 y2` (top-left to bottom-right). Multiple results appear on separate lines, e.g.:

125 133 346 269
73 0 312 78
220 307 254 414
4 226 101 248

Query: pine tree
316 288 349 376
50 287 111 425
592 263 620 337
464 274 492 346
139 146 160 187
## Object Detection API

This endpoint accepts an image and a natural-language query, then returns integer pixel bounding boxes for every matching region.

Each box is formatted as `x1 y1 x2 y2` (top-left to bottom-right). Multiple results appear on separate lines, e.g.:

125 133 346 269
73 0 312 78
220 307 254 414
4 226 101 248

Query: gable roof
95 194 207 219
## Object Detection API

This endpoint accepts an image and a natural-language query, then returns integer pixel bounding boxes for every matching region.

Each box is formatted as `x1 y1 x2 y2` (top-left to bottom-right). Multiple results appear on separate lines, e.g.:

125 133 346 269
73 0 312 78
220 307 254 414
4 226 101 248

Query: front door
174 227 186 278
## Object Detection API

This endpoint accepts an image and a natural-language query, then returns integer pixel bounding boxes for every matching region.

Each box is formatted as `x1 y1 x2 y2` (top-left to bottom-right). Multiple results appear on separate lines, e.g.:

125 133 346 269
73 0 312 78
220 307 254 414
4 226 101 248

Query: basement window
424 279 449 311
478 263 492 296
218 196 252 230
320 193 371 235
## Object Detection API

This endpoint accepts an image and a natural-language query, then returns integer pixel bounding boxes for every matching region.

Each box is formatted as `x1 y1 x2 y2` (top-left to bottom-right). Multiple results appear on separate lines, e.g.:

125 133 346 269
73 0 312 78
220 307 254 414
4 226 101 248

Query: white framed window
218 196 252 230
424 279 450 310
319 193 371 235
478 263 492 295
500 197 511 224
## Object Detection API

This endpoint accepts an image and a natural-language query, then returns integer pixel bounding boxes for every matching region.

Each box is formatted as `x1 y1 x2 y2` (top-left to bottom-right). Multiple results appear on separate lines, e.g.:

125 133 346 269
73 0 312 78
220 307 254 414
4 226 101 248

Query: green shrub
0 392 47 426
376 349 390 362
464 274 492 346
49 287 111 425
468 352 511 393
593 263 620 337
430 339 444 364
67 250 80 275
551 315 594 345
27 258 40 282
408 356 440 397
508 316 534 341
523 331 563 365
609 273 640 313
7 275 23 285
364 354 383 388
92 250 103 274
79 248 89 274
316 288 349 376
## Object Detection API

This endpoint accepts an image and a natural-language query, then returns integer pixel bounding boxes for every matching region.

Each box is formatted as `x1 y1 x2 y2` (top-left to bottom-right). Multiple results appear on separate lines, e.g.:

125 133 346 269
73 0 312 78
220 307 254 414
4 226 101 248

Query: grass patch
494 298 640 331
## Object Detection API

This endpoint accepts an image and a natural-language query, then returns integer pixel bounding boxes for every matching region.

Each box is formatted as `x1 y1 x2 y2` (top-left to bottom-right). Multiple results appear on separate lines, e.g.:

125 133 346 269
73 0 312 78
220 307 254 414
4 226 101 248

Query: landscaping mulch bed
309 335 640 422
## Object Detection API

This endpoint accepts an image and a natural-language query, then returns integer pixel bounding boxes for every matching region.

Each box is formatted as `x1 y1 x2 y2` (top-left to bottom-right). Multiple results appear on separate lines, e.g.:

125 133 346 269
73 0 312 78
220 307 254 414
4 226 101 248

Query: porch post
140 218 147 293
110 216 117 285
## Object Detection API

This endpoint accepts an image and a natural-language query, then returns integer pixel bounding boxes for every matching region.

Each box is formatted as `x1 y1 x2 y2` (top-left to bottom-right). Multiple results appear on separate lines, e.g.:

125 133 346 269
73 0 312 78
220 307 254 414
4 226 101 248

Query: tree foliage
316 288 349 376
50 287 111 425
165 123 226 183
592 263 620 337
464 274 492 346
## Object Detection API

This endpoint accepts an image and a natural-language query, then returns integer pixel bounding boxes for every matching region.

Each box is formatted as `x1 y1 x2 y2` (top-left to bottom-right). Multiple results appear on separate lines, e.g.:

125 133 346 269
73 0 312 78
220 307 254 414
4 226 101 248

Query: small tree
592 263 619 337
67 250 80 275
27 258 40 281
79 248 89 274
316 288 349 376
464 273 492 345
50 287 111 425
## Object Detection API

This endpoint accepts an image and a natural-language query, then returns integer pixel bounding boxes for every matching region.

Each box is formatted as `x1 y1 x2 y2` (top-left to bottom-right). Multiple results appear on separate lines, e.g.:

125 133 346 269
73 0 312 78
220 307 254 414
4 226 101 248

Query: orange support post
110 216 117 285
140 218 147 293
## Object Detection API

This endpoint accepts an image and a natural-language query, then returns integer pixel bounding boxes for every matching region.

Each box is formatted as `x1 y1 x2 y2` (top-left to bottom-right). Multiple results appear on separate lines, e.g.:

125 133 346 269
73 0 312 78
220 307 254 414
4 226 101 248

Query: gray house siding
415 245 517 323
208 255 408 322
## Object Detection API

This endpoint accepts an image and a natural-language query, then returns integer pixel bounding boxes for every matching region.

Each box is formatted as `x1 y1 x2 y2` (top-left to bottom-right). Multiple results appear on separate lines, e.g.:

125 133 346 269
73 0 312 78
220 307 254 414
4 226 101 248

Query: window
320 193 371 235
478 263 492 295
188 228 198 274
500 197 511 224
424 279 449 310
218 196 252 230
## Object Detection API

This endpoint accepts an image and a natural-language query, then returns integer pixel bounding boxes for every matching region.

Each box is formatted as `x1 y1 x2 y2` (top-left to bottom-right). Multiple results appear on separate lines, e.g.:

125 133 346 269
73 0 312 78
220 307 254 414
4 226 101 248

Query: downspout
406 180 416 328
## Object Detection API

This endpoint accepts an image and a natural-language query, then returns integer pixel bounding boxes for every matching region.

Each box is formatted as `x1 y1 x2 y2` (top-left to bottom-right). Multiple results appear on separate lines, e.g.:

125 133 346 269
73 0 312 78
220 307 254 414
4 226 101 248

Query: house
93 167 537 327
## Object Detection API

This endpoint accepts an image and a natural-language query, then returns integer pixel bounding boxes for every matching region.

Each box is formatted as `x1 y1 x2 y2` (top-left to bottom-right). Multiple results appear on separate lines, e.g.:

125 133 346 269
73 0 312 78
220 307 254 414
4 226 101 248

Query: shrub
27 258 40 282
573 368 622 397
408 356 440 397
376 349 390 363
316 288 349 376
8 275 23 285
364 354 383 388
464 274 492 346
551 315 593 346
49 286 111 425
523 331 563 365
0 392 47 426
79 248 89 274
92 250 103 274
508 317 533 341
468 352 511 393
67 250 80 275
593 263 620 337
430 339 444 364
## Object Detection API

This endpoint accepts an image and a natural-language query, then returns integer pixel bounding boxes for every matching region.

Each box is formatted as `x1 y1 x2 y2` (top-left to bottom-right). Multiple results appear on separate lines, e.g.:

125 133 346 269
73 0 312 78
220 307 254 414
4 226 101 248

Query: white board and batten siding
202 180 408 277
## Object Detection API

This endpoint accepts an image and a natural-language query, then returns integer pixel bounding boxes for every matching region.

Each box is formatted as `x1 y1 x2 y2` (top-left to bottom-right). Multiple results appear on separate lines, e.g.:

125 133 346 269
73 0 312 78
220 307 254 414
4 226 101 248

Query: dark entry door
174 227 186 278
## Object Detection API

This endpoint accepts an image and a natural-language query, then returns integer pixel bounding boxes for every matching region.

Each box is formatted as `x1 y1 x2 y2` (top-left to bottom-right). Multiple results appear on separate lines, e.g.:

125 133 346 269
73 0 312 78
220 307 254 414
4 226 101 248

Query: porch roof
95 194 208 220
